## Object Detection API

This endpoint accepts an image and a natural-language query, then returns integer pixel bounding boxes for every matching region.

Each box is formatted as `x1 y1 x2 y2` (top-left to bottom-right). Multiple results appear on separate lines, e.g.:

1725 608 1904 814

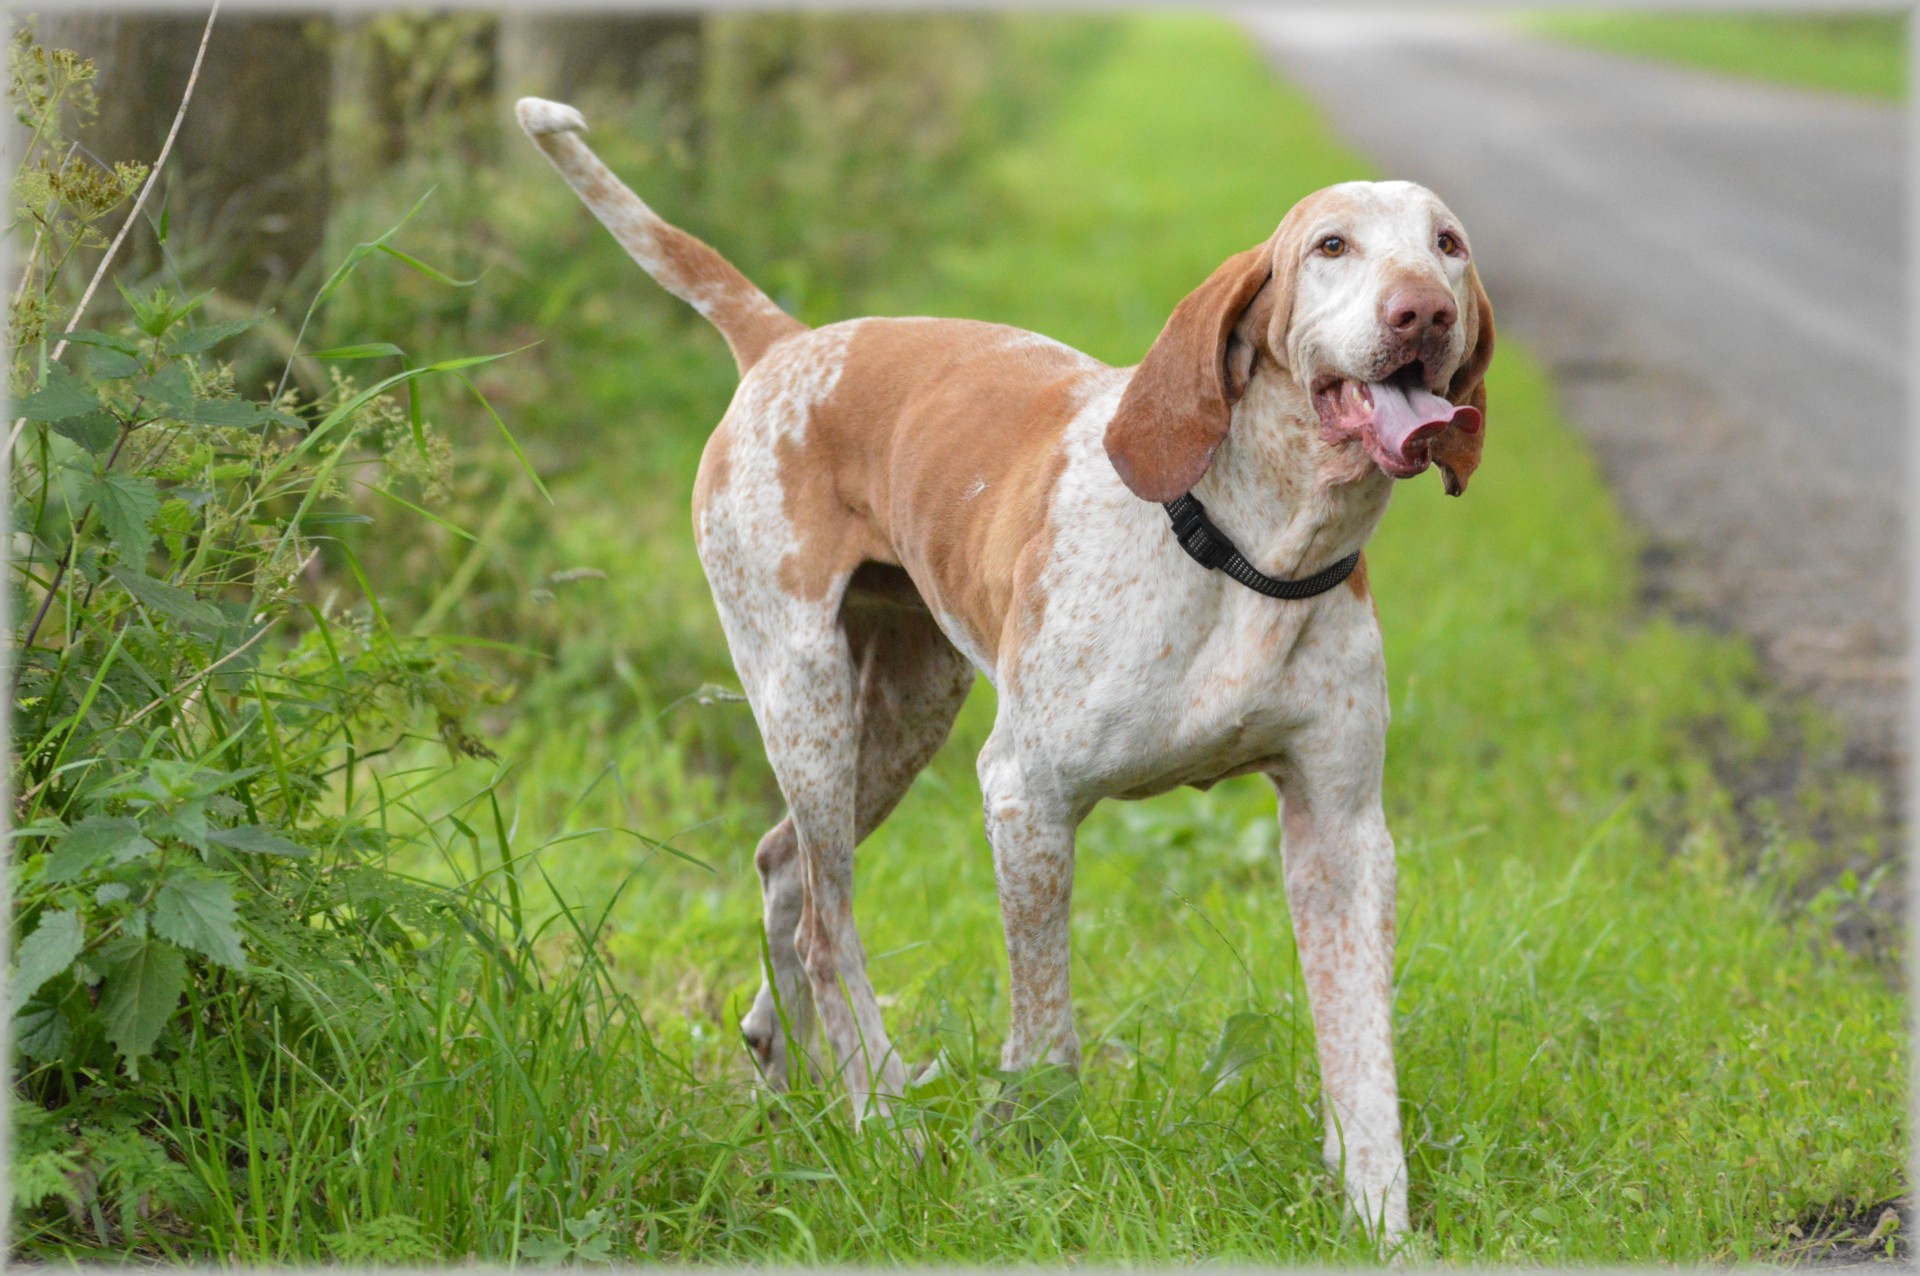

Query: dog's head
1105 181 1494 501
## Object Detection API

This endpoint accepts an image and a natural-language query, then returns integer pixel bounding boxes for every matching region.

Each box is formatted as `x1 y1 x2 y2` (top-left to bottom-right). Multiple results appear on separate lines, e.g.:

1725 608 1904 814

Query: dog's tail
515 97 806 374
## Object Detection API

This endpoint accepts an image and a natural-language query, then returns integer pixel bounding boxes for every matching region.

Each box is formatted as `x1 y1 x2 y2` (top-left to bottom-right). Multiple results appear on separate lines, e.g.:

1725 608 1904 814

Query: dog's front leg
1271 768 1408 1244
980 739 1081 1075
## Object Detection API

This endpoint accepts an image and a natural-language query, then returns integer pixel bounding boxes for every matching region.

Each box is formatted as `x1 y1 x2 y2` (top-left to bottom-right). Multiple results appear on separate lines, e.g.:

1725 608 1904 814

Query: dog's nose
1381 284 1456 336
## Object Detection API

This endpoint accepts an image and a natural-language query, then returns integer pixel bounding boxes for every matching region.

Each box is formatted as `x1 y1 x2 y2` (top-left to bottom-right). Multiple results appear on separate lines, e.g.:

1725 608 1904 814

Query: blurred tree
329 9 499 194
496 13 701 108
36 11 331 305
696 15 1000 315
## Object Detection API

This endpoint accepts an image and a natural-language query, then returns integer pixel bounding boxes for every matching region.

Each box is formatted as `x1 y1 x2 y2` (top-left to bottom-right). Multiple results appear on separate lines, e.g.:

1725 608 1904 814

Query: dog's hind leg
740 815 814 1088
724 601 963 1125
844 592 975 838
738 596 972 1093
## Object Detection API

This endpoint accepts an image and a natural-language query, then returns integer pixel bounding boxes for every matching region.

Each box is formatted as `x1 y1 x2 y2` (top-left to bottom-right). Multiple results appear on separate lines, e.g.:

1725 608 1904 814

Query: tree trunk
496 13 701 109
35 11 333 306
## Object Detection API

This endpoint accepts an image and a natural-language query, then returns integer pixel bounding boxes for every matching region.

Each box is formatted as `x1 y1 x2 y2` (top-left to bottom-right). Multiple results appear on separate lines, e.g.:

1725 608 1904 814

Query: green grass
22 13 1901 1265
1526 11 1907 100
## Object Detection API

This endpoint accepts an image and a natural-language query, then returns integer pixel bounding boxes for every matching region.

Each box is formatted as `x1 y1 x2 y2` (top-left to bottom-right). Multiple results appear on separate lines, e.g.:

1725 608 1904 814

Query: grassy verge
17 13 1901 1265
1524 12 1907 100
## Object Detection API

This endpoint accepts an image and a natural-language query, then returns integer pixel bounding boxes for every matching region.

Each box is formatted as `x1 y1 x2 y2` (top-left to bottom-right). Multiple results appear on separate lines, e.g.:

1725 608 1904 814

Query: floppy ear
1104 243 1275 502
1432 262 1495 497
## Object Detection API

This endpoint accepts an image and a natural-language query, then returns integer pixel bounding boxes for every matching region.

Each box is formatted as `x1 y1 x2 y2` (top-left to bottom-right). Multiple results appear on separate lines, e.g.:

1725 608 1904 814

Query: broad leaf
12 999 70 1061
132 363 194 413
44 816 156 883
98 937 186 1075
109 566 225 631
152 871 245 969
55 328 140 356
1201 1011 1273 1093
11 909 84 1011
52 410 121 454
207 825 310 858
161 316 262 356
83 346 143 380
84 470 159 562
18 363 97 422
146 800 210 851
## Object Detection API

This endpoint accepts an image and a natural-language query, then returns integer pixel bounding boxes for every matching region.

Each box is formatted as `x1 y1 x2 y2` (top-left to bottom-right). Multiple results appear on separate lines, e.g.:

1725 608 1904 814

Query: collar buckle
1166 494 1233 570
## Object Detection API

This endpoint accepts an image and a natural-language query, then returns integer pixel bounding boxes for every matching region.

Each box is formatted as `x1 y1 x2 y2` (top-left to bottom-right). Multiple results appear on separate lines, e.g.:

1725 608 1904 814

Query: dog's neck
1186 364 1395 579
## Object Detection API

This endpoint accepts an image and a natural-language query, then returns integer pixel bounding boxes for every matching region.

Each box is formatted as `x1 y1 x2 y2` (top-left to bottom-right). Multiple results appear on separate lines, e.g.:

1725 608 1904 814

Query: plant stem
6 3 220 453
17 415 137 653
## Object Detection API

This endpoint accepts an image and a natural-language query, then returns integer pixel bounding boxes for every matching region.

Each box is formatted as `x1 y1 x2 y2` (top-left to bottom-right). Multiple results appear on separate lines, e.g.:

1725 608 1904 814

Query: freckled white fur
1288 179 1476 392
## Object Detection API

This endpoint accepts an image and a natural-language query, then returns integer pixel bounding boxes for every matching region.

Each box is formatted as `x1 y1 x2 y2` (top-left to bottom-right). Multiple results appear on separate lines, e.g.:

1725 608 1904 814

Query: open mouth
1312 358 1481 479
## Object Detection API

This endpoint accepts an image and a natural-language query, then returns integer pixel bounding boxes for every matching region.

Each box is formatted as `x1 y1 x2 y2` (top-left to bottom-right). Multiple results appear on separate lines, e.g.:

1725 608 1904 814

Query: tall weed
5 31 577 1257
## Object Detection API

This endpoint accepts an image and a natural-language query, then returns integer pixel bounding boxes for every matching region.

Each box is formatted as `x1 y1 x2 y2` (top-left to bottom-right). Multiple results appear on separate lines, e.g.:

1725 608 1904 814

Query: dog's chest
1013 584 1372 801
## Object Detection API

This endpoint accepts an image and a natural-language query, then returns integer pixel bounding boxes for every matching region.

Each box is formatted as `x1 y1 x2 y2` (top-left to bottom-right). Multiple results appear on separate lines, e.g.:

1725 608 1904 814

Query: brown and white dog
518 96 1492 1241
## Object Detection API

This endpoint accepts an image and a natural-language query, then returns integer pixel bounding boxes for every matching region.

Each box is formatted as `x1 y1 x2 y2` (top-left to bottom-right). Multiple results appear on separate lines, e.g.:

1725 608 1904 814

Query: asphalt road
1245 10 1907 772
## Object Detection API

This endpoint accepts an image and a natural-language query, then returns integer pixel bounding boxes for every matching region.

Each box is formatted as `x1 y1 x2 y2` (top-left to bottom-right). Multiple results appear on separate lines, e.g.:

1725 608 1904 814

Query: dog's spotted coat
518 96 1494 1244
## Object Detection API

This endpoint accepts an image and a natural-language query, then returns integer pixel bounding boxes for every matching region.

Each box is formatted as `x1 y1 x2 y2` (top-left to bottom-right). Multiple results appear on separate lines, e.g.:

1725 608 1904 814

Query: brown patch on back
773 320 1099 666
774 422 896 601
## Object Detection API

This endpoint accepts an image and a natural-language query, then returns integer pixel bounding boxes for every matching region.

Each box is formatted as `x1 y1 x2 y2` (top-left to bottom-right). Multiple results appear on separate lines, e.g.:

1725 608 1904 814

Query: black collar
1163 493 1361 600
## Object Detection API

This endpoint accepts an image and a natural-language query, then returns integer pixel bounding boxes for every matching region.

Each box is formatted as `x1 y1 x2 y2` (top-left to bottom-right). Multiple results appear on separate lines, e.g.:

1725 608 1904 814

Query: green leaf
53 410 122 454
11 1142 82 1209
56 328 140 356
18 363 98 422
1201 1011 1273 1093
44 816 156 883
148 801 210 851
161 316 263 356
309 343 405 361
456 371 552 503
117 281 208 339
84 346 143 379
11 909 84 1011
12 999 71 1061
206 825 310 858
151 871 245 969
83 470 159 562
132 363 194 412
109 566 225 631
375 242 482 288
98 937 186 1074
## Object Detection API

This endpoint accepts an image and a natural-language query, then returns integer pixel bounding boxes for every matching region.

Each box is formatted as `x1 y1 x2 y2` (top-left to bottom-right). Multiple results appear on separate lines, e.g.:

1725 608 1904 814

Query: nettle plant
9 35 526 1240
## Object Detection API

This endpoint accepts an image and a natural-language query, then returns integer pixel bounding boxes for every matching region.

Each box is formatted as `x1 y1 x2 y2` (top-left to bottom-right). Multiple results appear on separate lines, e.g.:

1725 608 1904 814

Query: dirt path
1244 11 1907 788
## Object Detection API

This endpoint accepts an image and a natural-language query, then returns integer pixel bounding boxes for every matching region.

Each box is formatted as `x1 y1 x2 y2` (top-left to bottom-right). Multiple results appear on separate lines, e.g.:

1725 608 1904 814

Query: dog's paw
515 97 587 137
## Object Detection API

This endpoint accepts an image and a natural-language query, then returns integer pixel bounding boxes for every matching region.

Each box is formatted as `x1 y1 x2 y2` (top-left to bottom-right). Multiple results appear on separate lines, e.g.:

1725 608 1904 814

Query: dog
518 95 1492 1242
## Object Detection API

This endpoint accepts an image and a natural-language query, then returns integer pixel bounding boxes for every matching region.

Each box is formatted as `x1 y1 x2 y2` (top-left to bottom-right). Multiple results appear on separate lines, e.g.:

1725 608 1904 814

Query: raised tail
515 97 806 374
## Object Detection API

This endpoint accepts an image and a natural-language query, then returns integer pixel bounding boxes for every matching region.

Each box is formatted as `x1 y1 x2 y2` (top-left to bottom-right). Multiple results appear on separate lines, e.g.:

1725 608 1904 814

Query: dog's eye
1436 231 1463 256
1317 236 1346 258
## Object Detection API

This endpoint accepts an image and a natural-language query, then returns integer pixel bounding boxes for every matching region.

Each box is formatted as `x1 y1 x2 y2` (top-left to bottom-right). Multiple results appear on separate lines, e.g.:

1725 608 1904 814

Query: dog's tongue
1367 380 1469 466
